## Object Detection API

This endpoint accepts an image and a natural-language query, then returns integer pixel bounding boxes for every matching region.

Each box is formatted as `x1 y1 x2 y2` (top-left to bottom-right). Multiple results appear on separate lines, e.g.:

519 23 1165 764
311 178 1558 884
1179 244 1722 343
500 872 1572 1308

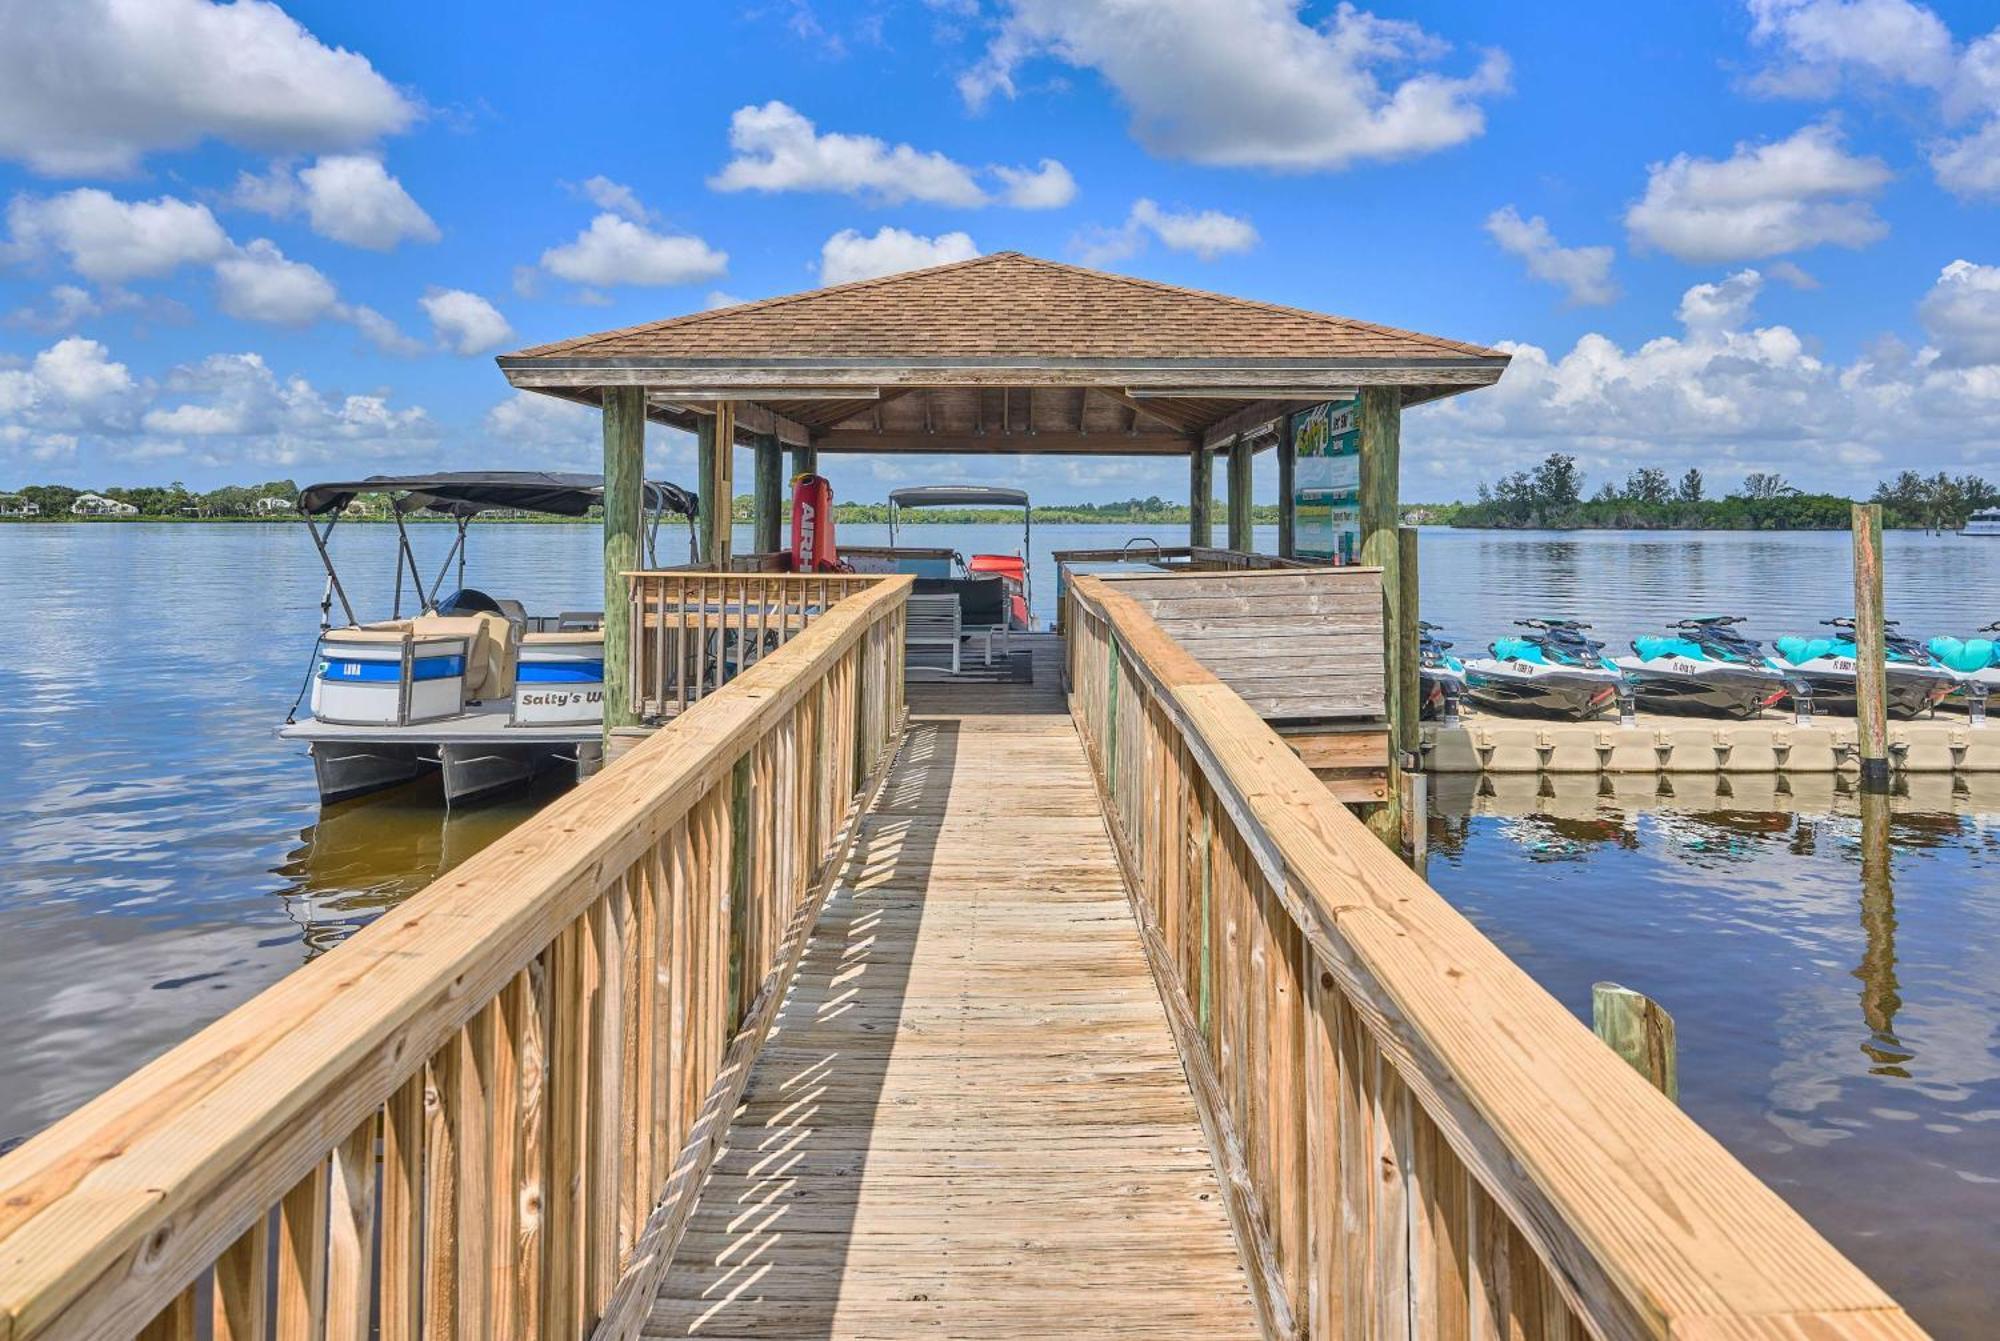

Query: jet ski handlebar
1516 618 1592 630
1672 616 1745 628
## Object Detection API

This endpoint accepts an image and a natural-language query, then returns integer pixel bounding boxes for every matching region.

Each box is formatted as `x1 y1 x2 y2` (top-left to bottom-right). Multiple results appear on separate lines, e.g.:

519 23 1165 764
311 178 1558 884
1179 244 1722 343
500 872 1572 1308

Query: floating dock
1423 710 2000 774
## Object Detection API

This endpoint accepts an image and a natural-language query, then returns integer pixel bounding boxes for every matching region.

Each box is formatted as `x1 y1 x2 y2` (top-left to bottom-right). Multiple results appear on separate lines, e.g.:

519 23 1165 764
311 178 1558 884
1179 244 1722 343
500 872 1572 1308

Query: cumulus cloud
5 189 230 283
958 0 1509 171
1413 264 2000 489
1624 122 1891 263
0 0 418 176
133 350 434 466
212 238 421 352
0 335 138 459
1483 206 1618 307
819 227 980 285
484 390 693 475
709 100 1075 209
1917 259 2000 367
421 287 513 355
540 213 728 288
1074 198 1257 265
1744 0 2000 199
225 155 438 250
578 175 650 222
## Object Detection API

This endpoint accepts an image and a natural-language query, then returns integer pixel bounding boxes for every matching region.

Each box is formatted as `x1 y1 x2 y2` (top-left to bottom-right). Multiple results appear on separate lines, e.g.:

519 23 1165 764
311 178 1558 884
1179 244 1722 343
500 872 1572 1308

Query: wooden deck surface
646 637 1258 1338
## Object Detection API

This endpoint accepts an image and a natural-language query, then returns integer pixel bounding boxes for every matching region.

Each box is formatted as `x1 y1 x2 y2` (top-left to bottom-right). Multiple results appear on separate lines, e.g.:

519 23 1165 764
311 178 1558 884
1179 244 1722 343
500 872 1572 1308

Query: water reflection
1428 773 2000 1336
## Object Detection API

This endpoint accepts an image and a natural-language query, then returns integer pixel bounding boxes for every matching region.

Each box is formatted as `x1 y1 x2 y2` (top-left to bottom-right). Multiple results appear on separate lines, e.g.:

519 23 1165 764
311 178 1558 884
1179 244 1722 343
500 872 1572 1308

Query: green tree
1737 472 1797 501
1624 467 1670 504
1532 453 1583 509
1676 468 1704 504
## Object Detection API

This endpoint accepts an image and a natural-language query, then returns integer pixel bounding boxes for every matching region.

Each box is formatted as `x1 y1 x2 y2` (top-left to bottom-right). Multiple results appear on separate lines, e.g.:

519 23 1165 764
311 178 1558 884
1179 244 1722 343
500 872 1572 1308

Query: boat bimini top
295 471 698 627
886 485 1030 543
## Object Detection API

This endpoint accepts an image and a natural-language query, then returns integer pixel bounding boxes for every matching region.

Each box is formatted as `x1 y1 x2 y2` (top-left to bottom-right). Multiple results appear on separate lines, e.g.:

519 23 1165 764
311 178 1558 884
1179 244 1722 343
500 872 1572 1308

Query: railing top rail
1065 573 1921 1340
0 575 913 1340
621 570 890 580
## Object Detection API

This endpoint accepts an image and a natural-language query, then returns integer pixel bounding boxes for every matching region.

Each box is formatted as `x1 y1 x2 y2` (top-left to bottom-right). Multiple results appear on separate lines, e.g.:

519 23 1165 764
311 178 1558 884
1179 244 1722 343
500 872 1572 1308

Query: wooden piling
790 438 817 484
1358 387 1403 848
601 385 645 735
1396 525 1421 851
1592 983 1678 1102
696 402 737 569
1188 448 1213 547
751 432 782 555
1853 502 1888 791
1276 413 1297 558
1226 435 1253 551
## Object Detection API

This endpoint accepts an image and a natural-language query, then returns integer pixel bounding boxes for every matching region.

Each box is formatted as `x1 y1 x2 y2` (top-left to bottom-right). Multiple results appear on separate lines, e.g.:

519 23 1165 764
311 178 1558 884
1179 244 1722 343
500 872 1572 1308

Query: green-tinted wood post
1188 448 1213 547
752 432 782 556
1853 502 1889 791
600 385 645 735
1226 435 1253 552
1592 982 1678 1102
1396 525 1422 851
791 439 817 484
1276 413 1298 558
696 402 736 569
1358 387 1404 849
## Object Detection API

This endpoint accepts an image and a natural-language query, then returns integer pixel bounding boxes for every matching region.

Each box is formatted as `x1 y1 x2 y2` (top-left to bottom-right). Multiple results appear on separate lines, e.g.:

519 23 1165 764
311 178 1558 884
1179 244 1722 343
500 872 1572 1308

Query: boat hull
1611 657 1787 719
309 741 432 804
1782 662 1954 719
1463 662 1621 721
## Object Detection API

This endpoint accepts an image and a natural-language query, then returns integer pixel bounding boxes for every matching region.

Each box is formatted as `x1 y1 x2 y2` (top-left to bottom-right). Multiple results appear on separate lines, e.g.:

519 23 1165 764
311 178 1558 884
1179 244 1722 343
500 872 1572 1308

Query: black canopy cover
296 471 697 519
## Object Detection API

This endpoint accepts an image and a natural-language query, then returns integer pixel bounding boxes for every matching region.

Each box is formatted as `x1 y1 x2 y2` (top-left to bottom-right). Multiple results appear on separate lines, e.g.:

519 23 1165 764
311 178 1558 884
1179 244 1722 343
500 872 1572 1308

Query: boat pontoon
278 471 697 806
842 485 1034 630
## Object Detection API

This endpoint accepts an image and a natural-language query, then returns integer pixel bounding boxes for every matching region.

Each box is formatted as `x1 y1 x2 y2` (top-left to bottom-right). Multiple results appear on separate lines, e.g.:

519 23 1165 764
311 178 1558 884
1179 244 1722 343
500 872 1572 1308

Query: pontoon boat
841 485 1035 630
278 471 696 806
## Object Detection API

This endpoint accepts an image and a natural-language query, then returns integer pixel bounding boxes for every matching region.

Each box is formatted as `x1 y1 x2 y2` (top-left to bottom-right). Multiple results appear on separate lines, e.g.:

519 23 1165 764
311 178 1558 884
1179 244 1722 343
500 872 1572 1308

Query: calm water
1 522 1997 1332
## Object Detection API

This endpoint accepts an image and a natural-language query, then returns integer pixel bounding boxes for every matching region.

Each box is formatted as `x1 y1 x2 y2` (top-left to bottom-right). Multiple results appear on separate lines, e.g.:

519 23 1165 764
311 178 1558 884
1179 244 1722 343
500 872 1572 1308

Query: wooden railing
1064 574 1923 1341
0 576 910 1341
1052 545 1316 634
626 571 885 718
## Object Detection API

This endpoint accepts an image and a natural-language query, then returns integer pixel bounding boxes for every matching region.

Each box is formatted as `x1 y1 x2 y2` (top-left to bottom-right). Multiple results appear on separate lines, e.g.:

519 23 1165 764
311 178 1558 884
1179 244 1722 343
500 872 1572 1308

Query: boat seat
410 611 516 699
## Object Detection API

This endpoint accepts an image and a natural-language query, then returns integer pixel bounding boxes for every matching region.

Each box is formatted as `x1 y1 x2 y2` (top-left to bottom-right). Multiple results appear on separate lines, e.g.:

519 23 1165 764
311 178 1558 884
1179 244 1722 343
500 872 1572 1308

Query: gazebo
496 251 1508 727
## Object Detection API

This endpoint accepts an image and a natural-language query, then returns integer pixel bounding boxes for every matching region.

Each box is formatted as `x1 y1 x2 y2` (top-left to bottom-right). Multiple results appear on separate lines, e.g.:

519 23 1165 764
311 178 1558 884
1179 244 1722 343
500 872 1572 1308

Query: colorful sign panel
1292 398 1360 563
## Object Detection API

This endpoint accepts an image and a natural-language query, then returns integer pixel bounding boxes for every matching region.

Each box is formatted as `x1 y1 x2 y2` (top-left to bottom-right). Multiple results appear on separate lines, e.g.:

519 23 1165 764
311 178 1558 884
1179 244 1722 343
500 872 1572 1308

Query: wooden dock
649 639 1256 1337
1424 711 2000 774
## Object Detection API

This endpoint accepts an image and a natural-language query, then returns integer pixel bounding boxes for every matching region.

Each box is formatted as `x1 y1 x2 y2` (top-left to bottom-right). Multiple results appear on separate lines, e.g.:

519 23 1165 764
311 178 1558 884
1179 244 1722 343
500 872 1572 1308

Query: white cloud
342 303 424 357
0 337 139 462
213 239 338 325
295 155 439 250
5 190 230 283
0 0 418 176
704 291 745 310
578 176 651 222
709 101 1075 208
1483 206 1618 307
225 155 439 250
540 213 728 288
1624 122 1891 263
1917 260 2000 367
819 227 980 285
421 288 513 355
485 390 596 450
1745 0 2000 199
1075 198 1257 265
993 158 1079 209
958 0 1509 171
1414 265 2000 489
132 351 434 466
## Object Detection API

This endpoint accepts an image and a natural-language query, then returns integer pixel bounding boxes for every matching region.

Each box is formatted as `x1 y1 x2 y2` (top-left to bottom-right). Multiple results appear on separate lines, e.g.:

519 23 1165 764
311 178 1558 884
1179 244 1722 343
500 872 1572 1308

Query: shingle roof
502 252 1503 365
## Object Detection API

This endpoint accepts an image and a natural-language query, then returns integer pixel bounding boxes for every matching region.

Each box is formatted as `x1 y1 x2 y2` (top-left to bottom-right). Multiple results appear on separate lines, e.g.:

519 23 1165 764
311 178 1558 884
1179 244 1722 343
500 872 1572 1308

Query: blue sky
3 0 1999 503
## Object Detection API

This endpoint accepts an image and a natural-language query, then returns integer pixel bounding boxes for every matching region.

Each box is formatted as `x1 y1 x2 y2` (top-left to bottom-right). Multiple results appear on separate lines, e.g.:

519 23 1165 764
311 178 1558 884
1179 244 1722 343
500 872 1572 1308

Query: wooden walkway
647 638 1258 1338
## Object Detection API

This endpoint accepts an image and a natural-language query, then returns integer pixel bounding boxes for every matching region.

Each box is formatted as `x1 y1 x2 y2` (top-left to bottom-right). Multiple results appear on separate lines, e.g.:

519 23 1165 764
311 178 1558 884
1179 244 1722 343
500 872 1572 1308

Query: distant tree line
730 493 1282 525
1430 454 2000 531
0 480 304 518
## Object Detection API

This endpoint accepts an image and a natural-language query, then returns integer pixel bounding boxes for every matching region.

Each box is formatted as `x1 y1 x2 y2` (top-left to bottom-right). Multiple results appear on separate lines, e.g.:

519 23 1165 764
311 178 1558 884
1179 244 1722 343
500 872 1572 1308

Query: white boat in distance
279 471 696 807
1962 509 2000 536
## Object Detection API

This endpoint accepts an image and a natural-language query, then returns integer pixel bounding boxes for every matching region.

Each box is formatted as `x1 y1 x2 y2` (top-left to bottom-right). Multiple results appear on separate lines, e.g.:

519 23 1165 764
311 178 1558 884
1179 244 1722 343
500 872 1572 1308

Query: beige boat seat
404 611 514 699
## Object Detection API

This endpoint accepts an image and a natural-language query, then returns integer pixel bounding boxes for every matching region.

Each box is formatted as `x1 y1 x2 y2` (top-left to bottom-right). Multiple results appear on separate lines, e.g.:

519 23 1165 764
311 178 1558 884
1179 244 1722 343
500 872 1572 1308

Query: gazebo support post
1277 413 1298 558
791 439 817 483
1226 436 1253 551
752 431 783 556
697 401 736 568
1358 386 1406 850
601 385 645 736
1188 448 1213 547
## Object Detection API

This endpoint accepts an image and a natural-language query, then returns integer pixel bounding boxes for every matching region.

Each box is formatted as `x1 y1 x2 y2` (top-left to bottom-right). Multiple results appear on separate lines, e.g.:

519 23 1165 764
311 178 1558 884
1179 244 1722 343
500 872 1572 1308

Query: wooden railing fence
0 576 910 1341
626 571 884 719
1064 574 1922 1341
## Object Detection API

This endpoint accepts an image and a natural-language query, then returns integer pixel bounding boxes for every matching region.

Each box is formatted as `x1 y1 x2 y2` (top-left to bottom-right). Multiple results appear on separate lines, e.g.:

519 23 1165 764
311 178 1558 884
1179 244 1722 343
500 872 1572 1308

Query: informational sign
1292 398 1360 563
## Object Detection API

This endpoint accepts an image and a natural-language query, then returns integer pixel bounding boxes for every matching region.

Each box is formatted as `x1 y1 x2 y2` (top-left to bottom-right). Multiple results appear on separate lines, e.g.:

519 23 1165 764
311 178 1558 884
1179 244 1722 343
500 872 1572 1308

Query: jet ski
1418 621 1466 720
1927 624 2000 709
1462 619 1623 720
1772 618 1954 719
1611 616 1789 719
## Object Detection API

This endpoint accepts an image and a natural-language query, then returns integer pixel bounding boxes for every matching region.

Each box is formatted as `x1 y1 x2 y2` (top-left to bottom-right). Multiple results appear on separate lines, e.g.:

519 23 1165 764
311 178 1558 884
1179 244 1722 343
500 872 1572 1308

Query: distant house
0 497 39 517
255 495 296 516
72 493 138 517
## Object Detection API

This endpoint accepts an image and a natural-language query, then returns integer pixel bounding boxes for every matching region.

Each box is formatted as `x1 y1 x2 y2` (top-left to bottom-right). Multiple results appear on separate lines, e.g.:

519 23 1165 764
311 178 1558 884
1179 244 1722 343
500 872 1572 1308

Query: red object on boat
969 553 1030 629
790 474 838 571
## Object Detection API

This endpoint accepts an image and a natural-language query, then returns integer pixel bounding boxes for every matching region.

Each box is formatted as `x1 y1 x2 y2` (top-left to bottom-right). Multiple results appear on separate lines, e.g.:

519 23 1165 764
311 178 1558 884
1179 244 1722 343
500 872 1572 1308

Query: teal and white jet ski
1418 622 1466 720
1927 623 2000 707
1773 618 1953 719
1611 616 1788 719
1463 619 1623 721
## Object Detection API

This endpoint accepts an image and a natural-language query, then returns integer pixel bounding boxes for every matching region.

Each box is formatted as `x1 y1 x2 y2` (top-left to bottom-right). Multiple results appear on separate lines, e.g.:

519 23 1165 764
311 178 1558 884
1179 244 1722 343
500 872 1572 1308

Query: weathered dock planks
645 640 1258 1339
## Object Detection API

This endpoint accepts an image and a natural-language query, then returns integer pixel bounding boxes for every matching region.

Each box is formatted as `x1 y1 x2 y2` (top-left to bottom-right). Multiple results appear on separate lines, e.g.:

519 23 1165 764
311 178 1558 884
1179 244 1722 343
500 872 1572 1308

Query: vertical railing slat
325 1113 377 1341
212 1216 269 1341
275 1160 329 1340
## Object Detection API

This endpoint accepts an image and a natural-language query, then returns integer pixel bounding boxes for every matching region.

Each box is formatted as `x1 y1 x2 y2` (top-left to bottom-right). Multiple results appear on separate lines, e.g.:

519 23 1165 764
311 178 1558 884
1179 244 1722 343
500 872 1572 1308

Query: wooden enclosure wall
1064 574 1921 1341
0 578 911 1341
